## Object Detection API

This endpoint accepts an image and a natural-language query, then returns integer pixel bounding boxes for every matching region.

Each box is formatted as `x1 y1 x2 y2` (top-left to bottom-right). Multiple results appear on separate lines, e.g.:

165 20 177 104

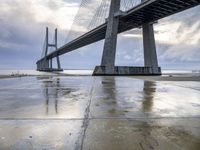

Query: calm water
0 69 199 76
0 70 93 76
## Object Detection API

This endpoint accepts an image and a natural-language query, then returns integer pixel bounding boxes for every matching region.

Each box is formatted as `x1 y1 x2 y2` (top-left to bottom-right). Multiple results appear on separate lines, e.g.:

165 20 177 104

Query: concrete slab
0 120 82 150
0 76 93 119
0 76 200 149
90 77 200 118
83 119 200 150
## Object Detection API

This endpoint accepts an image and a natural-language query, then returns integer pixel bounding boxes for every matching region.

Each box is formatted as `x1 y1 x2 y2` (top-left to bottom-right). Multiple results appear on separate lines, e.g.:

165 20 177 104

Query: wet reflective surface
0 76 200 149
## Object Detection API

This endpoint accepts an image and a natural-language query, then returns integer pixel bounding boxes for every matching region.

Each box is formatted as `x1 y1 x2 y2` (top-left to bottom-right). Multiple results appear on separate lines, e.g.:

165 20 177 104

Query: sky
0 0 200 70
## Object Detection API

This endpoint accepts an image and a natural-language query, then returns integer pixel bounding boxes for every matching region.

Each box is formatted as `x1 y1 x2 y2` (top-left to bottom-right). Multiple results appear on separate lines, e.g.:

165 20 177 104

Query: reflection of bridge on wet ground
39 76 157 117
37 0 200 75
0 76 200 149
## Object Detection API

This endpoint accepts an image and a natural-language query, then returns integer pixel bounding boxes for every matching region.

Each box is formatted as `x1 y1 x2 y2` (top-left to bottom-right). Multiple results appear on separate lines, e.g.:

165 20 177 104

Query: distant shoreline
0 74 200 82
0 69 200 81
132 75 200 82
0 75 29 79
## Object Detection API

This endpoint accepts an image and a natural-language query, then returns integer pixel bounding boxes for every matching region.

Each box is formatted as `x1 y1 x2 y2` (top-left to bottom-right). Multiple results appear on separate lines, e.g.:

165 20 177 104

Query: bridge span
37 0 200 75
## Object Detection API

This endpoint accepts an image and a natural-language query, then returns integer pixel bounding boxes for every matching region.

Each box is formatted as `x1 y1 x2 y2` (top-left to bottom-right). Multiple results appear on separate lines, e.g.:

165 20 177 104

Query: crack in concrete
75 77 95 150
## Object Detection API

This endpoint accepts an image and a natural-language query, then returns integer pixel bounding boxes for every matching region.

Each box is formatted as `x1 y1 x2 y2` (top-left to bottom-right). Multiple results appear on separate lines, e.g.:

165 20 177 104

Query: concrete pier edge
93 66 162 76
37 68 63 72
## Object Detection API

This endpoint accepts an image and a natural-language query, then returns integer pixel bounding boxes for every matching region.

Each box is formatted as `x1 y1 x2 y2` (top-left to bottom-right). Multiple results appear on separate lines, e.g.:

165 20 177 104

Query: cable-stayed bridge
36 0 200 75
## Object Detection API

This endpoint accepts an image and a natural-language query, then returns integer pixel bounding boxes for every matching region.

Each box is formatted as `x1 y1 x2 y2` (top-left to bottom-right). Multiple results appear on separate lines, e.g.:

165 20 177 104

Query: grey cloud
0 0 60 69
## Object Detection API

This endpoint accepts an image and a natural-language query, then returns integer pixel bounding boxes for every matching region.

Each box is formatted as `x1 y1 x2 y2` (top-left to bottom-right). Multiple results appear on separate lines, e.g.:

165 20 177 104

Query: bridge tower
93 0 161 75
93 0 121 75
142 0 160 74
36 27 63 72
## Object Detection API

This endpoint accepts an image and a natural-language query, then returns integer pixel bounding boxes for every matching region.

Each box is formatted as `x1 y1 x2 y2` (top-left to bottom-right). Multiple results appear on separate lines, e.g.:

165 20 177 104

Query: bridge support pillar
142 23 161 74
93 0 120 75
50 58 53 69
93 21 161 75
93 0 161 76
56 56 61 69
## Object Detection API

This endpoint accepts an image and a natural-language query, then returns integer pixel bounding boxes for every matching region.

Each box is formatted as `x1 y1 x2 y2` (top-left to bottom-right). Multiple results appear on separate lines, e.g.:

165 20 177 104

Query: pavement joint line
75 77 96 150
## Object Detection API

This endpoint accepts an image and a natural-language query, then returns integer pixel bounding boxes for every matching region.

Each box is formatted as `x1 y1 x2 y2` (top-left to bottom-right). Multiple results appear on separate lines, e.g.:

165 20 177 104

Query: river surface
0 69 199 76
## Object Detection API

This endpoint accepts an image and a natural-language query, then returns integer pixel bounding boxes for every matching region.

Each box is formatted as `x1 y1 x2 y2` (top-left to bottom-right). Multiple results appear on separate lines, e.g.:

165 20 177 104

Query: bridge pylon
93 0 121 75
142 22 161 74
93 0 161 76
36 27 63 72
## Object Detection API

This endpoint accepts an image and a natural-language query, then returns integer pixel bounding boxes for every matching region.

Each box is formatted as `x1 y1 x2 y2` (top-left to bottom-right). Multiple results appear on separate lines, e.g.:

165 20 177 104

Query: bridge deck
38 0 200 62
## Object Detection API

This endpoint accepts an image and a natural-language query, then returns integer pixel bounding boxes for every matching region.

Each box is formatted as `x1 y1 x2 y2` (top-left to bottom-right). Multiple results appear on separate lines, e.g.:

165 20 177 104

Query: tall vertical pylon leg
93 0 121 75
142 23 161 74
142 0 161 74
57 56 61 69
50 58 53 69
55 28 61 70
44 27 50 71
143 23 158 67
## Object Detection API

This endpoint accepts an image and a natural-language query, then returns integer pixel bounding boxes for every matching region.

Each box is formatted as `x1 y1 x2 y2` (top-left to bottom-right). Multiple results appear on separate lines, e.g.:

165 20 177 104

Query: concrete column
100 0 121 74
142 23 158 68
44 59 49 69
57 56 61 69
50 58 53 69
142 0 159 74
39 62 41 70
55 28 61 70
43 27 49 71
45 27 49 56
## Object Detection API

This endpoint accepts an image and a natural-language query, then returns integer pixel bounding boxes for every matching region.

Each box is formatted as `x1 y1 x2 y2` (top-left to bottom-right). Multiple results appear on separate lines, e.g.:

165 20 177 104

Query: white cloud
155 21 200 45
160 44 200 62
122 33 142 38
31 1 80 30
0 0 80 30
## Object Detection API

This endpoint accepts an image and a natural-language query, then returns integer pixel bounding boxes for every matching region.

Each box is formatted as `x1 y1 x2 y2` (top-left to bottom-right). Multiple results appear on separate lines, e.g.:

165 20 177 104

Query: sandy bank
132 75 200 82
0 69 200 81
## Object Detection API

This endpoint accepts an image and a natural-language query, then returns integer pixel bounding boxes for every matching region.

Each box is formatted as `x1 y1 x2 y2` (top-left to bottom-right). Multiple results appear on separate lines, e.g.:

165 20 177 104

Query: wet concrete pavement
0 76 200 149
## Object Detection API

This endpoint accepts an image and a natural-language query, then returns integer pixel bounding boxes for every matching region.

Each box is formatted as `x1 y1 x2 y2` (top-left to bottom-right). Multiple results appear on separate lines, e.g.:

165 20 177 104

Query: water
0 69 199 76
0 69 93 76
